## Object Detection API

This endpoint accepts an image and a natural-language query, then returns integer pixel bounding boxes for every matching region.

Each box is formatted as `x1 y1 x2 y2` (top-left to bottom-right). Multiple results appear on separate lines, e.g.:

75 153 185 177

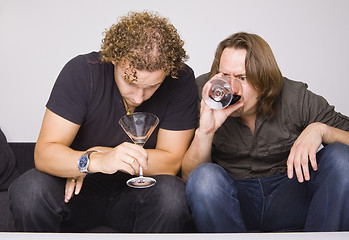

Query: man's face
219 47 259 118
113 61 166 110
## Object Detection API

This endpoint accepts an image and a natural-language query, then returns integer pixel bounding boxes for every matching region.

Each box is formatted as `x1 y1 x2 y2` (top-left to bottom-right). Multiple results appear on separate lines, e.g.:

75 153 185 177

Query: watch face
79 156 88 168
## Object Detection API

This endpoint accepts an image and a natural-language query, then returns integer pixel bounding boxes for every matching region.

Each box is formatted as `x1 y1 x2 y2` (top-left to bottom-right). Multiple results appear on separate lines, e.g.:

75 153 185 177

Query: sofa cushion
0 128 19 191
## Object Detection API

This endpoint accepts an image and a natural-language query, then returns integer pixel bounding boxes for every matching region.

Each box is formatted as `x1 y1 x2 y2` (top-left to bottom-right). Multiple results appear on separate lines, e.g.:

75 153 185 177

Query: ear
111 61 116 66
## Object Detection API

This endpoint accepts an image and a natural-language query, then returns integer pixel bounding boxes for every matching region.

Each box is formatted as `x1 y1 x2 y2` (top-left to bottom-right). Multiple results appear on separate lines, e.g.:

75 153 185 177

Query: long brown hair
209 32 283 119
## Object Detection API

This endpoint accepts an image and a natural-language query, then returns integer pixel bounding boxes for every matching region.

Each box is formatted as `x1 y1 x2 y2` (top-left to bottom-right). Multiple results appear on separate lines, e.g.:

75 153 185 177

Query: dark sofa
0 139 35 231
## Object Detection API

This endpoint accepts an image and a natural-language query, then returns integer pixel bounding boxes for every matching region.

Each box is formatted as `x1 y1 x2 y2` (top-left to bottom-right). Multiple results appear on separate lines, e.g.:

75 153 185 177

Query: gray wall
1 0 349 141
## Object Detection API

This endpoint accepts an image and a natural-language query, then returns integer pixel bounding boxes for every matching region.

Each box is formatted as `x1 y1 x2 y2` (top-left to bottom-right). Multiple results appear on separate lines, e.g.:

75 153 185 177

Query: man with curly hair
9 11 197 232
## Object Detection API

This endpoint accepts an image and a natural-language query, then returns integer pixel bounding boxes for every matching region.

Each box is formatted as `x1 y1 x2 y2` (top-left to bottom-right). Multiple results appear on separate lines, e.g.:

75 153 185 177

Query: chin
229 106 244 117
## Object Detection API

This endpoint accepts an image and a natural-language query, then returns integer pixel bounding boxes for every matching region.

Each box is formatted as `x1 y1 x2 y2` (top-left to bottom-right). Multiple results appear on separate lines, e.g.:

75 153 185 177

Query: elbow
166 162 182 176
180 165 190 183
33 143 51 172
181 172 189 183
34 146 44 170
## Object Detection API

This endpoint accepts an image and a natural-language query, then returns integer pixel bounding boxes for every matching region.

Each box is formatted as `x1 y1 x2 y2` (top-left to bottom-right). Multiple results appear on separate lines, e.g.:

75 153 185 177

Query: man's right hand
199 73 244 134
89 143 148 176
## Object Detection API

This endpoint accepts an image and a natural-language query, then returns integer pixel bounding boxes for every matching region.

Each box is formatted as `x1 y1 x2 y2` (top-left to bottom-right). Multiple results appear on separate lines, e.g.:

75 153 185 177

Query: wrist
77 150 96 174
195 128 215 140
87 150 101 173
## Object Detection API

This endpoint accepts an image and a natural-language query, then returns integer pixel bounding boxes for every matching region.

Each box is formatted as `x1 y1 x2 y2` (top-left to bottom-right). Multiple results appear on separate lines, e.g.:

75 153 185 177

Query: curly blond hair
100 11 188 81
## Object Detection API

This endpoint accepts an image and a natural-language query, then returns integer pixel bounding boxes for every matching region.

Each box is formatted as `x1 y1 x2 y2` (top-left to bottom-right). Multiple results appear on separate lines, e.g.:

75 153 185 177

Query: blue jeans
9 170 192 232
186 143 349 232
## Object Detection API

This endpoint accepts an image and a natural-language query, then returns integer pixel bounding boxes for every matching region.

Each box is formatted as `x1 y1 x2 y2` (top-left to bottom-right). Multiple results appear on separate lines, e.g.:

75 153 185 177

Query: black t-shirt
47 52 198 152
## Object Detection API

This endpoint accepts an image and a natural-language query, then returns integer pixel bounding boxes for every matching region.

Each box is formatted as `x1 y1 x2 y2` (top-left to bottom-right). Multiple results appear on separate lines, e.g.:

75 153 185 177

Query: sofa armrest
8 142 36 174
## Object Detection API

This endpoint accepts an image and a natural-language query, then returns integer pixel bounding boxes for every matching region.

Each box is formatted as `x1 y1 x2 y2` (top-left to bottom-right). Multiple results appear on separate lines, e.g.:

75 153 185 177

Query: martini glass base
126 176 156 188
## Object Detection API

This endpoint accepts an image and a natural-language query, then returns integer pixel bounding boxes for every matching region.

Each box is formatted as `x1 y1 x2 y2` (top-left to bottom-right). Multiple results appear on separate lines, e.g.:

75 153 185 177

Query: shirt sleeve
160 65 199 130
299 84 349 131
46 55 91 125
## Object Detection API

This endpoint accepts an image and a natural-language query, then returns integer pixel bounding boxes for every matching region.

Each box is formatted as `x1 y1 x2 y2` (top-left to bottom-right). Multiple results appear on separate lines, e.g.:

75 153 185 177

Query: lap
104 174 188 232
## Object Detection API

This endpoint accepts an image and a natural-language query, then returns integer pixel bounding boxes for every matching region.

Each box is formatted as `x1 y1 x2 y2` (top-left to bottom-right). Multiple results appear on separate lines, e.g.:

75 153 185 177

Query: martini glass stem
136 142 145 178
139 166 144 177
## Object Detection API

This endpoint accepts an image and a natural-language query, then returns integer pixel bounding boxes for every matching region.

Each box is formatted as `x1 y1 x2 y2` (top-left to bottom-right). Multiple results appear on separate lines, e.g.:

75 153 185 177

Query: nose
133 88 144 105
230 78 242 95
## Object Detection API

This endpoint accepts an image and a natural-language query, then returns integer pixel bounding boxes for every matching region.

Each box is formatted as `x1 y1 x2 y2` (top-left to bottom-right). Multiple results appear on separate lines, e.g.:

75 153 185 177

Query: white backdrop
1 0 349 142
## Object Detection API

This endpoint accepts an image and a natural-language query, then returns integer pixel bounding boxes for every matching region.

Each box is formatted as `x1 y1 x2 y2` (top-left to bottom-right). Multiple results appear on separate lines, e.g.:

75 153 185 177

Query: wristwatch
78 150 96 173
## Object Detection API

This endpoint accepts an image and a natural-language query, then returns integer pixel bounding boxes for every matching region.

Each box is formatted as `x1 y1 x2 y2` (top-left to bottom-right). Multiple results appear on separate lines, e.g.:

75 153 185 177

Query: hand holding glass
119 112 159 188
203 76 241 109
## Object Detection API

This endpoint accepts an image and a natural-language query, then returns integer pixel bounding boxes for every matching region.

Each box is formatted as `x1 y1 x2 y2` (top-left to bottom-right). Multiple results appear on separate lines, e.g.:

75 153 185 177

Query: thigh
186 163 236 201
9 169 66 231
236 179 264 231
105 175 190 232
186 163 249 232
262 174 311 231
9 168 65 207
61 173 114 232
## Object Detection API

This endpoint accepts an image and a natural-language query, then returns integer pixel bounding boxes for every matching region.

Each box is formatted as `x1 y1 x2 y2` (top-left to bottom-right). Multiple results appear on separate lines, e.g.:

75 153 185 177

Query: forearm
321 123 349 145
181 129 215 182
144 149 182 176
142 128 195 176
34 142 85 178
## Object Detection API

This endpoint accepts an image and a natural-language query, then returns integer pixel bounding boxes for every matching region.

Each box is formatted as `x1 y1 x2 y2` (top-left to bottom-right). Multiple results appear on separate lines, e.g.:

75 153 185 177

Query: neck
241 113 257 135
122 98 134 115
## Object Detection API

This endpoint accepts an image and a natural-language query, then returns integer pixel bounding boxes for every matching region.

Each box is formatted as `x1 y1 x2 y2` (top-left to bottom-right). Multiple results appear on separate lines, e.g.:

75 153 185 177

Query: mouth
229 95 241 106
128 100 142 108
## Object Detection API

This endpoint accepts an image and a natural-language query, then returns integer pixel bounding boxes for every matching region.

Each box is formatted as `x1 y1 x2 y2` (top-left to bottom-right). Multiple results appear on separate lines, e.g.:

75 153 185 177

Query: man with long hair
182 32 349 232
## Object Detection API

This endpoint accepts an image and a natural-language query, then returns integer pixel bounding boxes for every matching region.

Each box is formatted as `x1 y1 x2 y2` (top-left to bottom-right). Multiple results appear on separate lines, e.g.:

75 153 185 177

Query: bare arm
287 122 349 182
39 108 195 202
35 109 148 178
144 128 195 176
181 128 215 182
181 96 244 182
35 109 84 177
65 127 195 202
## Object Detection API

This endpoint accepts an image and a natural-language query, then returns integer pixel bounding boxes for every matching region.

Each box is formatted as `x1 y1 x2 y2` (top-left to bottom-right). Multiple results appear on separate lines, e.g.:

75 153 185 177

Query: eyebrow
220 71 246 77
234 73 246 77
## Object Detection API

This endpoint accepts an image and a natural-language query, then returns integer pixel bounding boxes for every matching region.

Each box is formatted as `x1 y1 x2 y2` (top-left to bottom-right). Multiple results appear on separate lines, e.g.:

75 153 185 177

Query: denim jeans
9 170 192 232
186 143 349 232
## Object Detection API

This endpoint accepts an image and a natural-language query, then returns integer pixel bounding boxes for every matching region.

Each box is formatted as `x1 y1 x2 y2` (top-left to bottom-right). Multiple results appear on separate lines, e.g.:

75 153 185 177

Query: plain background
1 0 349 142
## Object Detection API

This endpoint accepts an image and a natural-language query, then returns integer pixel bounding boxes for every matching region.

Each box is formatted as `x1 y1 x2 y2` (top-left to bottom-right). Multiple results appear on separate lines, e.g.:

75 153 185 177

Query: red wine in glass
203 77 241 109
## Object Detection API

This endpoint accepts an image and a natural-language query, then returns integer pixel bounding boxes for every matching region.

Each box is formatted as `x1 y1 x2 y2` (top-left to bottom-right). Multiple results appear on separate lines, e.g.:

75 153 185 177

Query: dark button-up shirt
196 74 349 179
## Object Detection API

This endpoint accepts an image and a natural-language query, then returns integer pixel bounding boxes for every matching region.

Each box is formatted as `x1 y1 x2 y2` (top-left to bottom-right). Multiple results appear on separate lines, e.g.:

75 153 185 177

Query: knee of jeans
318 143 349 182
9 169 59 212
152 175 188 215
186 163 234 202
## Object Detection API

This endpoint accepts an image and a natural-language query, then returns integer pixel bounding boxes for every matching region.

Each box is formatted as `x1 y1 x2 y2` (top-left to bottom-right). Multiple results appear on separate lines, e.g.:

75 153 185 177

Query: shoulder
59 52 101 74
196 72 209 87
279 77 308 102
64 52 103 67
178 64 195 77
195 72 209 100
164 64 196 90
282 77 308 91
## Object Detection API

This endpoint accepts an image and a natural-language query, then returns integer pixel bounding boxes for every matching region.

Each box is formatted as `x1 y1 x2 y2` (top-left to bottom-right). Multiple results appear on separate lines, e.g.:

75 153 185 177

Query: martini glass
119 112 159 188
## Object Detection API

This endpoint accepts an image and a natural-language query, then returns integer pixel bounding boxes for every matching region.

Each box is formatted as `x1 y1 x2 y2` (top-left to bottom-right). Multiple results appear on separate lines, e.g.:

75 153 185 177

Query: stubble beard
229 105 244 117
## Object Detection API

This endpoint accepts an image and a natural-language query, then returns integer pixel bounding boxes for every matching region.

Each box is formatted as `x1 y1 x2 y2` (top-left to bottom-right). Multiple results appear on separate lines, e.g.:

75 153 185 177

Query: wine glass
202 76 241 109
119 112 159 188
